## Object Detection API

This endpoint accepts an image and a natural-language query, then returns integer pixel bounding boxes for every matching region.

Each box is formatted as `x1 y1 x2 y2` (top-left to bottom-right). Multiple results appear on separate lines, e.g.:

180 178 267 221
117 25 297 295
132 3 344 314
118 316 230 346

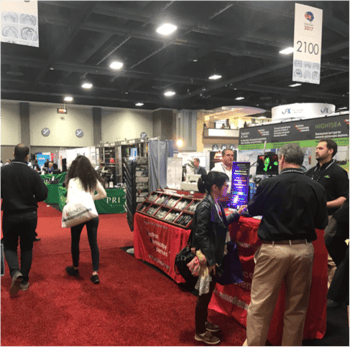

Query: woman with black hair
65 155 106 284
191 171 246 345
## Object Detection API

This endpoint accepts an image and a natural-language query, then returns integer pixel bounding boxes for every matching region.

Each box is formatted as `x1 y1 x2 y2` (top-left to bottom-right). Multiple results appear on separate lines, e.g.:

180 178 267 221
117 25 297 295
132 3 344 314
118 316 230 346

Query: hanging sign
1 1 39 47
293 4 323 84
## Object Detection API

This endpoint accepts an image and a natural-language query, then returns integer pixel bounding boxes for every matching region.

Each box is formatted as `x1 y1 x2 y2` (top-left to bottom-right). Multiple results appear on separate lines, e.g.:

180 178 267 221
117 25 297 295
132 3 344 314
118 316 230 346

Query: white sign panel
167 157 183 189
293 4 323 84
1 1 39 47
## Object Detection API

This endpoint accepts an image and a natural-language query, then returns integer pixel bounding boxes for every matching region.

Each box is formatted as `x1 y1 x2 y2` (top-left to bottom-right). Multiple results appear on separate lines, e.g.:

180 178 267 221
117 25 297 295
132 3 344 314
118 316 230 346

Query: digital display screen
228 162 250 208
256 154 279 175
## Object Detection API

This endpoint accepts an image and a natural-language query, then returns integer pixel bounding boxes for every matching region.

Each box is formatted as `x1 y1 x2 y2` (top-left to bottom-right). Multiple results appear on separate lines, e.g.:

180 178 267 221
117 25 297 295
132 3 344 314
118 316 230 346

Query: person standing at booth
65 155 107 284
244 143 328 346
305 139 349 289
1 144 48 296
191 171 246 345
193 158 207 176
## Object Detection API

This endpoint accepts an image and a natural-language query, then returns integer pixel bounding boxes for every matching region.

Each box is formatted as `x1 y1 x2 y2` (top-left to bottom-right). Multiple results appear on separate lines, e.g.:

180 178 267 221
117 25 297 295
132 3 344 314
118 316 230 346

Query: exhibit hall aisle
1 203 348 346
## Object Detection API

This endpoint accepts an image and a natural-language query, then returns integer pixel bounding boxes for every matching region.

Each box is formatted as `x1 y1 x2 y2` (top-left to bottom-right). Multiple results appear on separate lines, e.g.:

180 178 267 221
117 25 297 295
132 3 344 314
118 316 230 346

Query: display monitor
256 153 279 175
227 162 250 209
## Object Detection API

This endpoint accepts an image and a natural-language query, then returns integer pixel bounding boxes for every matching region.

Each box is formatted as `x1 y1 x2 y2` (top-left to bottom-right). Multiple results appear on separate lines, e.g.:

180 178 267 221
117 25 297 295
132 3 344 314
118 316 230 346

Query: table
133 212 190 283
208 216 328 346
57 186 126 214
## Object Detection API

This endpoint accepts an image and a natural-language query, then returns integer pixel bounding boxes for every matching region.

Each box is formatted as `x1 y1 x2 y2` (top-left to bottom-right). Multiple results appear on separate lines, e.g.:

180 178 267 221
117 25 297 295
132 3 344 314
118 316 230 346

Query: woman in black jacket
192 171 245 345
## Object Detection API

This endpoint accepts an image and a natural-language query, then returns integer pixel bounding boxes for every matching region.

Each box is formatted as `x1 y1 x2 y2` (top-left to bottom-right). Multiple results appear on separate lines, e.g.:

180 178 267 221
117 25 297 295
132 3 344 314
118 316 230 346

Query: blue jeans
71 217 99 272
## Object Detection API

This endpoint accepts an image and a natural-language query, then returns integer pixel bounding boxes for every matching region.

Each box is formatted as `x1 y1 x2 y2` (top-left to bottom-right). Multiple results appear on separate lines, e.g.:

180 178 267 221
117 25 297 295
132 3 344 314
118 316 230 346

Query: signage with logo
228 162 250 208
57 108 67 114
293 4 323 84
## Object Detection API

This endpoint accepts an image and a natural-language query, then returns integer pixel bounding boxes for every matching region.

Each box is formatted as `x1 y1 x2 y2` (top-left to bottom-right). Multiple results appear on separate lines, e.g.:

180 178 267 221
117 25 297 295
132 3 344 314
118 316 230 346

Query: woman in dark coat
191 171 246 345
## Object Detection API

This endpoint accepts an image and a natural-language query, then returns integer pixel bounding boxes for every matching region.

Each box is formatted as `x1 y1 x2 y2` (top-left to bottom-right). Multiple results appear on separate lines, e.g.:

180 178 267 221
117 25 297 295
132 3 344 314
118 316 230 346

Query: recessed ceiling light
156 23 177 36
289 83 302 87
337 107 348 110
164 90 175 97
135 102 144 107
110 61 123 70
208 74 222 80
125 92 128 94
233 88 237 90
64 96 73 102
235 97 245 100
82 82 93 89
50 67 54 71
193 59 198 62
279 47 294 55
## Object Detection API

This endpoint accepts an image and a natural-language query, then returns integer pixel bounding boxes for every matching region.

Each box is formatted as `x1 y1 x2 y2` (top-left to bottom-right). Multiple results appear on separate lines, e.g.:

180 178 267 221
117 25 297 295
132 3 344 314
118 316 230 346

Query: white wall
102 108 153 143
1 101 21 145
29 104 94 147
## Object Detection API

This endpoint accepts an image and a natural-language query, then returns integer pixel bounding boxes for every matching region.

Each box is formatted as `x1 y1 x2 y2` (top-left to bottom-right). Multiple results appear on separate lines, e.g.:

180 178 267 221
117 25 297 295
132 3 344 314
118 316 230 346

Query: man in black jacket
243 143 328 346
1 144 48 296
193 158 207 176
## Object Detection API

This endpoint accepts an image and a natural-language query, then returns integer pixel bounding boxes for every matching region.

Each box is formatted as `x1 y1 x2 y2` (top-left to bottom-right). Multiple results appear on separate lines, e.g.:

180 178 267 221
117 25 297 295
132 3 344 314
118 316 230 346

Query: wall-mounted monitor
256 153 279 175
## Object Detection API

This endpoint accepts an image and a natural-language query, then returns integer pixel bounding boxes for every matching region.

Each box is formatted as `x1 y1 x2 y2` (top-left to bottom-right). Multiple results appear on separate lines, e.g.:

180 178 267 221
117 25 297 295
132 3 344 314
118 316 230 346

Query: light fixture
279 47 294 55
235 97 245 100
135 102 144 107
208 74 222 80
156 23 177 36
176 139 184 148
233 88 238 90
337 107 348 110
258 116 267 119
289 83 302 87
50 67 54 71
82 82 93 89
193 59 198 62
164 90 175 97
64 96 73 102
110 61 123 70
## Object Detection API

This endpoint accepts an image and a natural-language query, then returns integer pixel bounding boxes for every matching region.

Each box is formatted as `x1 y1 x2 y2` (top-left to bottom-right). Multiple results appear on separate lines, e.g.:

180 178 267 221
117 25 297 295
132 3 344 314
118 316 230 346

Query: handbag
174 228 197 289
62 178 98 228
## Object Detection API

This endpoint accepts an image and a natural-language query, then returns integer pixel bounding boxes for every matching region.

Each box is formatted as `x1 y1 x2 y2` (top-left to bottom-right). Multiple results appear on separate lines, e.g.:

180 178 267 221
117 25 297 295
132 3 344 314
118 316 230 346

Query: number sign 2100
297 41 319 55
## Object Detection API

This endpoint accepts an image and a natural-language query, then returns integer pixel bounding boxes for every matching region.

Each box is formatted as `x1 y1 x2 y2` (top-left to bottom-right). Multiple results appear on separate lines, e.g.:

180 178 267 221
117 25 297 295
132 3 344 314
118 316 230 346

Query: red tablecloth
133 213 190 283
208 216 328 346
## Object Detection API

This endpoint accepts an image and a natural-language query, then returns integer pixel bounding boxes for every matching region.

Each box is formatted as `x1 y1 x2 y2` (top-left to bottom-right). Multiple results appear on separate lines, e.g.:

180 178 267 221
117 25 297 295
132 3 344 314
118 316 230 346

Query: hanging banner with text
293 3 323 84
239 115 349 149
1 1 39 47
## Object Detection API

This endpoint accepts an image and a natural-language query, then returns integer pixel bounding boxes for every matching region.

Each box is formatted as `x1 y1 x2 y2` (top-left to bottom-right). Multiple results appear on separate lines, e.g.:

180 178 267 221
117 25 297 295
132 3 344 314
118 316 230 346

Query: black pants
195 280 216 334
71 217 99 272
2 210 37 283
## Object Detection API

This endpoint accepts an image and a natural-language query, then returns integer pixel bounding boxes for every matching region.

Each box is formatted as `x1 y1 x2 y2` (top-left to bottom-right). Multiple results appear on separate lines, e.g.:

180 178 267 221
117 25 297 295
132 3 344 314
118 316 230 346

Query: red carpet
1 203 247 346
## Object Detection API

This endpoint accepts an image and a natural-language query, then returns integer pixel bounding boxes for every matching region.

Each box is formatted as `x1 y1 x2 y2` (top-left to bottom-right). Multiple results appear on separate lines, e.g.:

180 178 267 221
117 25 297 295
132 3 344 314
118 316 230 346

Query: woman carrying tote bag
191 171 246 345
64 155 107 284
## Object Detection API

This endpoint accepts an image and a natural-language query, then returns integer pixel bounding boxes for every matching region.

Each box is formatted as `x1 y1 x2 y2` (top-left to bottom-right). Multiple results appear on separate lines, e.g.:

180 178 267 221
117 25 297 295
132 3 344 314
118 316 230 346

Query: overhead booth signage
239 115 349 150
1 1 39 47
293 4 323 84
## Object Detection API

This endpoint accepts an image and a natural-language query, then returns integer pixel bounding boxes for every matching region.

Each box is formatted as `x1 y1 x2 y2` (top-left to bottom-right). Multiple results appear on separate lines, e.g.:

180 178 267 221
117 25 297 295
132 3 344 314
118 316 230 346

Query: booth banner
239 114 349 147
40 173 66 184
57 187 126 214
133 213 191 283
209 215 327 345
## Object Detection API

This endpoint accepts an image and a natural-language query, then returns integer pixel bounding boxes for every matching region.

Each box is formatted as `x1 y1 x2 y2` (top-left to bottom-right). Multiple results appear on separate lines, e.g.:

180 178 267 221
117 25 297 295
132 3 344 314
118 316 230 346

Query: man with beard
306 138 349 290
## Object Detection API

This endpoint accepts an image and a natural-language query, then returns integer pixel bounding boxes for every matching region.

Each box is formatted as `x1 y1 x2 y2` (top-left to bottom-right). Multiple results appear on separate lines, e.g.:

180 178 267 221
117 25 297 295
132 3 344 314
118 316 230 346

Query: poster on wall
293 3 323 84
1 1 39 47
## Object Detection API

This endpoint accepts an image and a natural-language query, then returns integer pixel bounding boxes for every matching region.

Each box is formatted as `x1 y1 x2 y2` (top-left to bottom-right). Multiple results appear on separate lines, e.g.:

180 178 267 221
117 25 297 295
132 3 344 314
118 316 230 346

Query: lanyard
311 160 335 181
214 201 223 220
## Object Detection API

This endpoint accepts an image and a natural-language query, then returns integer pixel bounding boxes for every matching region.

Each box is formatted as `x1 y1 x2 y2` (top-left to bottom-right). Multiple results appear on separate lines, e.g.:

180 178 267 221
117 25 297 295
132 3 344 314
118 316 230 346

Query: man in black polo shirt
305 138 349 288
243 143 328 346
1 144 48 296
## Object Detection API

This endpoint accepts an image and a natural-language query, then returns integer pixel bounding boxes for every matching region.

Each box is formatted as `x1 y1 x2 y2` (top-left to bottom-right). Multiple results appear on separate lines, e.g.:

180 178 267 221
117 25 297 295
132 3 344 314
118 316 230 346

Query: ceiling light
235 97 245 100
135 102 144 107
156 23 177 36
193 59 198 62
289 83 302 87
50 67 54 71
233 88 237 90
82 82 92 89
176 139 184 148
164 90 175 97
279 47 294 55
337 107 347 110
64 96 73 102
110 61 123 70
208 74 222 80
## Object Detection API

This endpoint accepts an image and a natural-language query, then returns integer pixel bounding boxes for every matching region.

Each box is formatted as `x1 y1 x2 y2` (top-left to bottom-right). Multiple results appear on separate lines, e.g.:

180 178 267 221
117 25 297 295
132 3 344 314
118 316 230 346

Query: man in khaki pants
243 144 328 346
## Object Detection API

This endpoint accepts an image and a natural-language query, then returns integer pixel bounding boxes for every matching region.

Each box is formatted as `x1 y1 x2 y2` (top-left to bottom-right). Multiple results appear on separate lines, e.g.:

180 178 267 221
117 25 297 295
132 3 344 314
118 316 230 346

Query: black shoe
327 299 342 309
66 266 79 277
90 274 100 284
34 237 41 242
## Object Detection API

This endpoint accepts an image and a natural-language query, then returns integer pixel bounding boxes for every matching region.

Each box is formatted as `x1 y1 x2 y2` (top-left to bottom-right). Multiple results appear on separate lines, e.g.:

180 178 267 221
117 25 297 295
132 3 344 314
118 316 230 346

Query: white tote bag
62 178 98 228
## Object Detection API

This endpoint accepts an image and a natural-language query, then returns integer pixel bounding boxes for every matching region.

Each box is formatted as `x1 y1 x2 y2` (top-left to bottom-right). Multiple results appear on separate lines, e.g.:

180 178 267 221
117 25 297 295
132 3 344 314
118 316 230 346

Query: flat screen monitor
256 154 279 175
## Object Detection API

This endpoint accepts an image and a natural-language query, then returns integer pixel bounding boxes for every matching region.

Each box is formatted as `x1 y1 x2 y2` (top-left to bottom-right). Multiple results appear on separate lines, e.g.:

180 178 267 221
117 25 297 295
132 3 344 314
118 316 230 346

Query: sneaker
65 266 79 277
90 274 100 284
194 330 220 345
33 237 41 242
10 271 23 297
205 321 221 333
20 282 30 291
